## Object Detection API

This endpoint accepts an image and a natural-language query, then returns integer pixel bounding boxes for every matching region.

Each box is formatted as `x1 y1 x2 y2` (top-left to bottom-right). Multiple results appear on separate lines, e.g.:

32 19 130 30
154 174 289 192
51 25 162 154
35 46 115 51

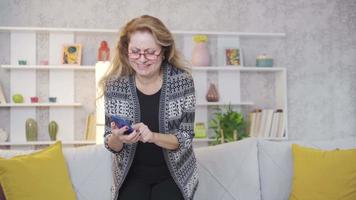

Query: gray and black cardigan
103 62 199 200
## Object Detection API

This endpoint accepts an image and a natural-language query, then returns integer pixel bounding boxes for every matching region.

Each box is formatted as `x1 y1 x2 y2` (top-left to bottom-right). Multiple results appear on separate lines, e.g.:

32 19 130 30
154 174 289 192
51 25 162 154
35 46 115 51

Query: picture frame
225 48 243 66
0 83 7 104
62 44 82 65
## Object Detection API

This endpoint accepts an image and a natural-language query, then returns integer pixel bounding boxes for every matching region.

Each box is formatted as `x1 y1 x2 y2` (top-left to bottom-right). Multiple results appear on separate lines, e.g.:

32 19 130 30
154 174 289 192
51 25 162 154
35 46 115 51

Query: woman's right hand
109 122 141 144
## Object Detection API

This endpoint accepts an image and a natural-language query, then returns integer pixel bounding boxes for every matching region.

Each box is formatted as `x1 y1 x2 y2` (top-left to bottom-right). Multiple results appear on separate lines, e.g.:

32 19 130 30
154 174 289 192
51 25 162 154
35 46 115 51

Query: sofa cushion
258 137 356 200
62 145 113 200
289 144 356 200
194 138 261 200
0 144 113 200
0 142 76 200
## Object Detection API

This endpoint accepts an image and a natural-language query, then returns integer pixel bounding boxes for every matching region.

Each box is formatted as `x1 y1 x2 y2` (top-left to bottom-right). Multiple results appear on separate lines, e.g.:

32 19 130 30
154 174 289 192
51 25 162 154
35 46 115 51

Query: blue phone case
111 115 134 135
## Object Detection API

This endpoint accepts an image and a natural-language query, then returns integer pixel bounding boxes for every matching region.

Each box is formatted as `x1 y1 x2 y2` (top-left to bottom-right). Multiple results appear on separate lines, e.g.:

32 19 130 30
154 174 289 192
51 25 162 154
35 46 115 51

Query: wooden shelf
196 102 253 106
0 103 82 107
192 66 286 72
173 30 286 37
1 65 95 70
0 140 96 146
0 26 286 38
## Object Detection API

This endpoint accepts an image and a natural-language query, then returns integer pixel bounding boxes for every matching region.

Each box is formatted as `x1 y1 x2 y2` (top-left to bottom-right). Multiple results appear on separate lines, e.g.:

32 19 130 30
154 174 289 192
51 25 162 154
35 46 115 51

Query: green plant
209 105 247 144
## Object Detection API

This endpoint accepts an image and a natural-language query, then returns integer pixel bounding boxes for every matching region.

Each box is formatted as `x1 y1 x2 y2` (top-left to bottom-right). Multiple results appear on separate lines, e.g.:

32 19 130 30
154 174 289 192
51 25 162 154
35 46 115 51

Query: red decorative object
98 41 110 61
30 97 39 103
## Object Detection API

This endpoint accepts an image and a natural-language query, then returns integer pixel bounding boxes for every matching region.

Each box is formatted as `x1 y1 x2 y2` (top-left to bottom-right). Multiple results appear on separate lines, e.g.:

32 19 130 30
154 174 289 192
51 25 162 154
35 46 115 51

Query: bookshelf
178 32 288 140
0 27 287 149
0 64 94 148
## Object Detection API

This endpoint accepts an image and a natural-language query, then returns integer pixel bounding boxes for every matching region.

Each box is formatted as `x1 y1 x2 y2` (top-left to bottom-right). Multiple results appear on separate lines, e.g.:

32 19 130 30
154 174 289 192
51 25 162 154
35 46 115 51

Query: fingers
113 122 152 144
131 122 143 130
119 131 141 144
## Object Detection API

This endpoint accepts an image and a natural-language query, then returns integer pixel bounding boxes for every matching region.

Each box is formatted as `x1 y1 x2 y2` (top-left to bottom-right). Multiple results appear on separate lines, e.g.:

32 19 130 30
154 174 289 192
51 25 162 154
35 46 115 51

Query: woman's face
128 31 163 78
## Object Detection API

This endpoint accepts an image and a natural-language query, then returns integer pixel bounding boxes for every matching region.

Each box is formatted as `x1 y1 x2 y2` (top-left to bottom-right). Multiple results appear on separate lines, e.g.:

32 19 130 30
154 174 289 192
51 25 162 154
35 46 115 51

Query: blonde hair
98 15 189 98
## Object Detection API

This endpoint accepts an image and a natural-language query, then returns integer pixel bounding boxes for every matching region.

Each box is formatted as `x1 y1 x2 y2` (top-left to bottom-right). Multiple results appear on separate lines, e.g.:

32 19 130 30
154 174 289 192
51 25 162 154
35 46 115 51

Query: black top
127 88 170 182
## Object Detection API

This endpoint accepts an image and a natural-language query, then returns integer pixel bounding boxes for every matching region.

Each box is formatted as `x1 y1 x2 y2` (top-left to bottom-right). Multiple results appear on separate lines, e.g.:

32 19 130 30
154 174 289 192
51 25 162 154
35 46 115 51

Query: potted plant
209 105 247 144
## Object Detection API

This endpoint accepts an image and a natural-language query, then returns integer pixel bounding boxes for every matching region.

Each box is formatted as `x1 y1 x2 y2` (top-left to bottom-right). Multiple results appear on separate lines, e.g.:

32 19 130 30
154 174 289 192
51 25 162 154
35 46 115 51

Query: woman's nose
138 54 147 62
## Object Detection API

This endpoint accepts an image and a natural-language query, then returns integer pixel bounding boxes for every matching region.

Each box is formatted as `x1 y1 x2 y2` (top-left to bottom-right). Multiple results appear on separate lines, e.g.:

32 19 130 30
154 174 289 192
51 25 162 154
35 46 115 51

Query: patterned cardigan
103 62 199 200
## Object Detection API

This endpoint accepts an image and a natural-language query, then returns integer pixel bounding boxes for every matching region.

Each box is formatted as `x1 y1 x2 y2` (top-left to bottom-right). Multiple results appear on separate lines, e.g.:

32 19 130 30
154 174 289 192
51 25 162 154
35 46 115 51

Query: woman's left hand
132 123 156 143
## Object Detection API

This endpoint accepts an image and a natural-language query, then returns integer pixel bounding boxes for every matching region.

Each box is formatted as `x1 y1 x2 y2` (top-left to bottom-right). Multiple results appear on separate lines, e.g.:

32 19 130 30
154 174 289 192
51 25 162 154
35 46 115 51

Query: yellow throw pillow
289 144 356 200
0 141 77 200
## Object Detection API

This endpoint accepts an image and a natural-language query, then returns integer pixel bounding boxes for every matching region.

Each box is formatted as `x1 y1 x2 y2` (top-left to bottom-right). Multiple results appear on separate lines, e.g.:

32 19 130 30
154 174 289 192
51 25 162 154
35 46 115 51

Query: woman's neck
135 71 163 95
135 72 161 85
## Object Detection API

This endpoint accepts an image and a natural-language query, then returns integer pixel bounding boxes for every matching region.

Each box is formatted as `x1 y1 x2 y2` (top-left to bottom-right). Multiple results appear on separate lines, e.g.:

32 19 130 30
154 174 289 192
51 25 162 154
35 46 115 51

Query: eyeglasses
128 49 162 60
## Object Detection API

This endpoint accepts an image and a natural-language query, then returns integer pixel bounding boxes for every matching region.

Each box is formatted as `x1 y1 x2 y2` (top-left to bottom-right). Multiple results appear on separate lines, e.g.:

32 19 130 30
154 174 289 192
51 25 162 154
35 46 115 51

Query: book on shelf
248 108 284 138
85 113 96 141
247 112 256 137
269 111 280 138
261 109 274 137
0 83 7 104
248 109 261 137
276 109 285 138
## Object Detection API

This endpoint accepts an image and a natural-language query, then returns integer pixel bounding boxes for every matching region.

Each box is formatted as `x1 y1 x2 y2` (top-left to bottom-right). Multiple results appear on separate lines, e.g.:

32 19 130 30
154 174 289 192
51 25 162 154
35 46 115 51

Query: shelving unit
0 26 287 148
0 26 100 148
177 31 288 140
0 103 82 107
0 140 96 146
1 63 92 148
1 65 95 70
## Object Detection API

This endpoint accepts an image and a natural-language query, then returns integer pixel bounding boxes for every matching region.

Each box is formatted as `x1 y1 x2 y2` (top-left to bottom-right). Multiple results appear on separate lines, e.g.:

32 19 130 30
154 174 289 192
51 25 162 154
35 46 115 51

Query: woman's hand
132 123 156 143
109 122 141 144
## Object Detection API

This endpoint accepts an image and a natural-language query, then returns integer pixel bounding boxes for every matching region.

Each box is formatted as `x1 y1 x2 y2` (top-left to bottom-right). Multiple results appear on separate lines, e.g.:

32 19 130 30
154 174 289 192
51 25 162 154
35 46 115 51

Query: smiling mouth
137 64 150 68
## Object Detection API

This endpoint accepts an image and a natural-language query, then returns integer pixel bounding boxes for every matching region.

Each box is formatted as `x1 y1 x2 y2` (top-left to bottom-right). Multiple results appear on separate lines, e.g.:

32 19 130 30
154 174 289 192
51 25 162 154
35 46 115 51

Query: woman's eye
146 50 156 54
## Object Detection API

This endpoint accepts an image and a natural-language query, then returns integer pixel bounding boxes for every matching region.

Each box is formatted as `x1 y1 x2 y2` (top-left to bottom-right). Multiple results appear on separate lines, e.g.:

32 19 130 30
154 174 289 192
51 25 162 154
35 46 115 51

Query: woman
98 15 199 200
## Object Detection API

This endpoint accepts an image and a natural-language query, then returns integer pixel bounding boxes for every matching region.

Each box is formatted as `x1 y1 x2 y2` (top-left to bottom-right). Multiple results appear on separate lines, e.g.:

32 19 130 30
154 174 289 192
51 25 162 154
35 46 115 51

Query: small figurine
30 97 39 103
12 94 24 103
48 121 58 141
18 60 27 65
49 97 57 103
256 54 273 67
26 118 38 141
98 41 110 61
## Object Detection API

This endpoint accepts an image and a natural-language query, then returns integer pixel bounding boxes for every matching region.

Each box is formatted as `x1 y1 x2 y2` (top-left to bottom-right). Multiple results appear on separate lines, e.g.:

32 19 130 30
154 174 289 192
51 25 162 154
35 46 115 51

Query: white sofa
1 136 355 200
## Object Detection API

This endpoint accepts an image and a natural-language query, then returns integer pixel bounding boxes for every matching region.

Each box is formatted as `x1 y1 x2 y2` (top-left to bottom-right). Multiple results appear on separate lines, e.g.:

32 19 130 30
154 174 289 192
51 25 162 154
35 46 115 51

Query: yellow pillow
0 141 76 200
289 144 356 200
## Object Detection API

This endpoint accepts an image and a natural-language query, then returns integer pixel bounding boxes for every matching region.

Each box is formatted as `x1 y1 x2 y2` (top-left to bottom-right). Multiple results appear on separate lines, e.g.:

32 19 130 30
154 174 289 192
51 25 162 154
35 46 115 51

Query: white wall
0 0 355 140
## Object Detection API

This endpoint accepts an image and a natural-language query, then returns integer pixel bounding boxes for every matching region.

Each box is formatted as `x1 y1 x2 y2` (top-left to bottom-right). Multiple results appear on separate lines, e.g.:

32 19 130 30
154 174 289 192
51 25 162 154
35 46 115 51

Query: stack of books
248 109 285 138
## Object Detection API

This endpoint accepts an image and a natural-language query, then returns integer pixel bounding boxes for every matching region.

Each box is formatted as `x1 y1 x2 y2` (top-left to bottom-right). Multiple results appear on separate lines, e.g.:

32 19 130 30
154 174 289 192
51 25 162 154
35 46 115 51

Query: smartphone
110 115 134 135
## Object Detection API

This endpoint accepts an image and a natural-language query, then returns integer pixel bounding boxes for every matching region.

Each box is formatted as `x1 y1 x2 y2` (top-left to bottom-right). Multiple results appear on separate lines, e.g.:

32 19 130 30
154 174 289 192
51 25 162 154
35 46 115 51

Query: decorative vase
191 35 210 66
48 121 58 141
25 118 38 141
12 94 24 103
256 54 273 67
98 40 110 61
194 122 207 138
206 83 219 102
